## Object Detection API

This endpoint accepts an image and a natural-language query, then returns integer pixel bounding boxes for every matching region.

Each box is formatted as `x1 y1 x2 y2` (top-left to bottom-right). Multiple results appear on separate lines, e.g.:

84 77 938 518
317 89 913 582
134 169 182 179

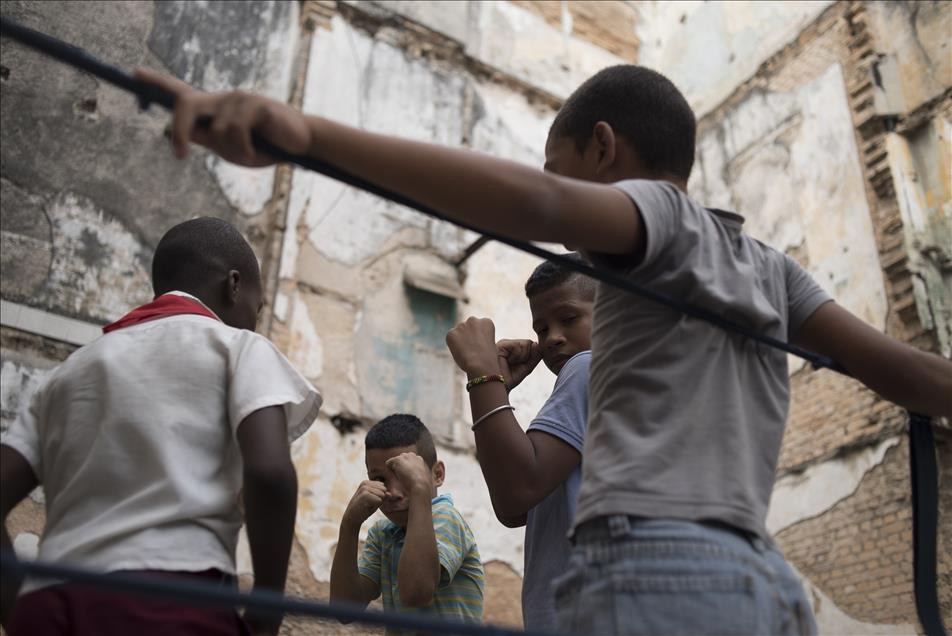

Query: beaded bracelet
465 374 507 392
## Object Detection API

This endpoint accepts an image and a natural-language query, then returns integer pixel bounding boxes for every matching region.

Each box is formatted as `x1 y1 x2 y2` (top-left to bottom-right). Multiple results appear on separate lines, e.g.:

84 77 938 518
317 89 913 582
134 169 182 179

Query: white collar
162 290 223 322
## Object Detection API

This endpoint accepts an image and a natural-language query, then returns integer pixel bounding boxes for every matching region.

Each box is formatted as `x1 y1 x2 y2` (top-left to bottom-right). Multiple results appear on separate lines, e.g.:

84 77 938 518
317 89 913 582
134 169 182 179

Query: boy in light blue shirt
446 254 594 632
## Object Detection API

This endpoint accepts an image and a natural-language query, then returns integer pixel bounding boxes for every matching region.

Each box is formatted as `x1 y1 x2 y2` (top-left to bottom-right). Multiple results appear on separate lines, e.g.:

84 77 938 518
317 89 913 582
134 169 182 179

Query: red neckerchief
102 294 220 333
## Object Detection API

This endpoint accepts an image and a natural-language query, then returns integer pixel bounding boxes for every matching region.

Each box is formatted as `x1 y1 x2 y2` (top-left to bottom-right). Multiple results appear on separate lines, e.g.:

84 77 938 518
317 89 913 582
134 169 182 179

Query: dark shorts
6 569 251 636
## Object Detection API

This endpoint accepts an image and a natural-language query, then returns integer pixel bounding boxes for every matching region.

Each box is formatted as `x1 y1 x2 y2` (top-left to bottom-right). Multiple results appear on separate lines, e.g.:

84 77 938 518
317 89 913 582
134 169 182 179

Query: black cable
0 554 560 636
908 412 947 636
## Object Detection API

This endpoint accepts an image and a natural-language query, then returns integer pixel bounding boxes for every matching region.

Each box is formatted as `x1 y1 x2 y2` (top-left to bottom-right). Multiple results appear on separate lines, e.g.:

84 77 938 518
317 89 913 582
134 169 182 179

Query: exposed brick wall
780 367 908 473
509 0 638 60
775 436 952 626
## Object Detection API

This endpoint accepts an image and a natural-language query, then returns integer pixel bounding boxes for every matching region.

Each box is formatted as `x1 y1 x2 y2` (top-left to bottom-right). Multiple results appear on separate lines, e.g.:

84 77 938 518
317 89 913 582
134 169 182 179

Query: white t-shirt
2 294 322 592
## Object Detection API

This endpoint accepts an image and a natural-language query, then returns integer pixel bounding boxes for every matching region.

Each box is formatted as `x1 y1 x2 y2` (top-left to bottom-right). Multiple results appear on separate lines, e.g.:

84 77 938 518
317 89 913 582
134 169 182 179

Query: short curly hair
524 253 596 300
550 65 696 180
152 217 260 296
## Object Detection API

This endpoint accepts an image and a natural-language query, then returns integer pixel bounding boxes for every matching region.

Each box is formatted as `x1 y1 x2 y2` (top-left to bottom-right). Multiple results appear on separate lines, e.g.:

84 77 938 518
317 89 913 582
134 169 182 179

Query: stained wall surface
2 1 949 634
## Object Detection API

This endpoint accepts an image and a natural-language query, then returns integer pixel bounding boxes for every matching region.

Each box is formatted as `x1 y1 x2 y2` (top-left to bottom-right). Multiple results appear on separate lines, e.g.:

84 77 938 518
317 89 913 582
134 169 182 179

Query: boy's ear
592 121 617 177
226 269 241 306
432 460 445 488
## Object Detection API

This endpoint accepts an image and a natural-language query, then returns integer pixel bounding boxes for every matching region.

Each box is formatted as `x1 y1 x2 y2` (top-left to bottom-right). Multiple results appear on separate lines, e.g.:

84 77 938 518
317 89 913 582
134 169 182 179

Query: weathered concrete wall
692 62 888 337
633 0 834 117
864 1 951 116
4 0 948 633
0 0 295 321
346 0 627 101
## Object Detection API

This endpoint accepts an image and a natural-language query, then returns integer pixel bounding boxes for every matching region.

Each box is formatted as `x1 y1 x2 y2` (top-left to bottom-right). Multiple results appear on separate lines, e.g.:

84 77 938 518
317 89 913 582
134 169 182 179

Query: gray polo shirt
574 180 831 540
523 350 589 632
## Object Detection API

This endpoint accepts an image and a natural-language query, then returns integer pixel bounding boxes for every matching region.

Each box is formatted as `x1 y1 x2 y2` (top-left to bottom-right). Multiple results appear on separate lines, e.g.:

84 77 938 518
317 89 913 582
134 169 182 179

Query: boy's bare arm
387 453 442 608
330 481 383 608
793 302 952 418
236 406 298 636
136 69 645 258
447 319 582 520
0 446 38 628
472 387 581 519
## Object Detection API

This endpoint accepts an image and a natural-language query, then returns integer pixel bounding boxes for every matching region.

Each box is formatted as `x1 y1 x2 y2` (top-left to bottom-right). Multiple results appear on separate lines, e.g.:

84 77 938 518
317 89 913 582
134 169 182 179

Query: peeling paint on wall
288 295 325 380
44 192 153 322
693 64 889 338
634 0 834 117
886 125 952 356
0 360 52 433
864 0 952 115
767 437 900 535
355 267 458 438
289 15 465 268
796 563 916 635
148 1 298 218
348 0 625 101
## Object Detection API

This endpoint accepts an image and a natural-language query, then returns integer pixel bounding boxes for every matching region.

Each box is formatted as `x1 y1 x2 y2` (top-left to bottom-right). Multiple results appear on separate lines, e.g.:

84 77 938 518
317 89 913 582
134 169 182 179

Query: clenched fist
342 480 388 529
496 339 542 390
385 452 432 498
445 317 501 379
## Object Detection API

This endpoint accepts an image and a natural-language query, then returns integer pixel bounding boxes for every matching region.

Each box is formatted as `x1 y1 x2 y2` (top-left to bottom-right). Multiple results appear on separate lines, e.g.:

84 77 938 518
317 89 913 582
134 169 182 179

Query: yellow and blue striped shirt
358 493 484 628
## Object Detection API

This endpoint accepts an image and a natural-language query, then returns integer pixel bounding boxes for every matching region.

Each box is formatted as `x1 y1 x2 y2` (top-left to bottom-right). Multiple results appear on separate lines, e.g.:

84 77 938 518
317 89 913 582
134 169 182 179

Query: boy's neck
158 286 226 321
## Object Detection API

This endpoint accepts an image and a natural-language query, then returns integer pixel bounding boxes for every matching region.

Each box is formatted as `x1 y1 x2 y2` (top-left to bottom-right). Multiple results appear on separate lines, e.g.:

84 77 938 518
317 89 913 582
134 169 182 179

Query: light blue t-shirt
522 350 590 632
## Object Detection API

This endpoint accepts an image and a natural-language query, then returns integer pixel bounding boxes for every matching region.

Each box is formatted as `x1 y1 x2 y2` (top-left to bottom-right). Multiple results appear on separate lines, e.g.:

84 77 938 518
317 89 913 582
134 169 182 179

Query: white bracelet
471 404 516 431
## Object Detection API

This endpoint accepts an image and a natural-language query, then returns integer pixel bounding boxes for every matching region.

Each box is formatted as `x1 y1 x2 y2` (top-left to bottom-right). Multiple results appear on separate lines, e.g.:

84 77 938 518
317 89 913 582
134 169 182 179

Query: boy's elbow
496 512 527 528
494 485 538 520
399 582 436 608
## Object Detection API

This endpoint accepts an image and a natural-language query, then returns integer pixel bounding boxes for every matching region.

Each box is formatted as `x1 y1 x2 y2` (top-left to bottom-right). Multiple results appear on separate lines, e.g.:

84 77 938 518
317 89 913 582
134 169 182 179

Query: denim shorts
553 516 817 636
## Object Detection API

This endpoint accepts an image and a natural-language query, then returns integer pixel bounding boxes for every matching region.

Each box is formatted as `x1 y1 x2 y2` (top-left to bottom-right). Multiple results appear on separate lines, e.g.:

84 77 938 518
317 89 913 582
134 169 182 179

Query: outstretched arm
792 302 952 418
0 446 39 628
236 406 298 636
136 69 644 258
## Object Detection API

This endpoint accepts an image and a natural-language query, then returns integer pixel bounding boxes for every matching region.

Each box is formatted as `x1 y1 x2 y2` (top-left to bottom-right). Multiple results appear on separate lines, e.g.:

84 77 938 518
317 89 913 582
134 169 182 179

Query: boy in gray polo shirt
445 254 594 632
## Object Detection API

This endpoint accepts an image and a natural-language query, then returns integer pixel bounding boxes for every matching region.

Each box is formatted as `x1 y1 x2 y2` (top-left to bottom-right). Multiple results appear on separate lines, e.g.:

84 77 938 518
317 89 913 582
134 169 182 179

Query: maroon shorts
6 569 251 636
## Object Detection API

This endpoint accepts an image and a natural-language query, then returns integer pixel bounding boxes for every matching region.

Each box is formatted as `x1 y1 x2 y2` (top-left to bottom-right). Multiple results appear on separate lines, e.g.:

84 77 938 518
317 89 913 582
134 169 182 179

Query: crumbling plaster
886 125 952 356
864 0 951 116
345 0 625 101
692 63 888 339
767 436 901 536
633 0 835 118
0 0 297 325
800 564 915 635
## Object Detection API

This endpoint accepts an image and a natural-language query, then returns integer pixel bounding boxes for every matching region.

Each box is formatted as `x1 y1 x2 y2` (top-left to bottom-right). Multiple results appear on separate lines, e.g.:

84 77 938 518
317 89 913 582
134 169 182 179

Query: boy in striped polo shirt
330 414 484 628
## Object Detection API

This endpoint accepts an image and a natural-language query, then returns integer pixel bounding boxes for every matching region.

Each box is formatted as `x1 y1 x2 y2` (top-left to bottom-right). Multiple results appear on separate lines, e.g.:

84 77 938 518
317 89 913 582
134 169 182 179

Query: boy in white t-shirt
0 217 322 636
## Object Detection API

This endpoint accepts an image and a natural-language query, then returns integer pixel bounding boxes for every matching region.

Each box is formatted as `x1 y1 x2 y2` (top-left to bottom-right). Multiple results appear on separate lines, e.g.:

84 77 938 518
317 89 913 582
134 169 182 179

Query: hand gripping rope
0 16 945 636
